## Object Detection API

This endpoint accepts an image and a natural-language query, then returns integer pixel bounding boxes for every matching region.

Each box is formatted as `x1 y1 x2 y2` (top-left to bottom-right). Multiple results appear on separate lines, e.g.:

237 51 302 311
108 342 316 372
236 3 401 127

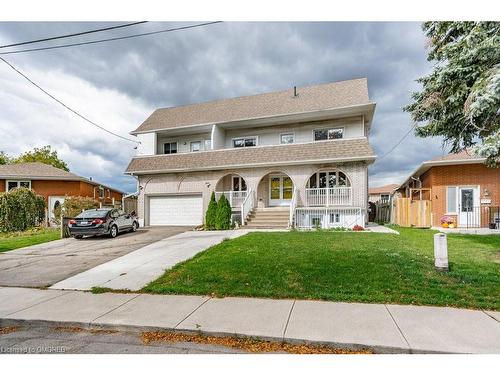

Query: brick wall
420 163 500 227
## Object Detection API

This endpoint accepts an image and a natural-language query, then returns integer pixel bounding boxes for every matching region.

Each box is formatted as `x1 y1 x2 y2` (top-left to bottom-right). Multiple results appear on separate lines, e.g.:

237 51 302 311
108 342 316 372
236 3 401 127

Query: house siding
420 164 500 227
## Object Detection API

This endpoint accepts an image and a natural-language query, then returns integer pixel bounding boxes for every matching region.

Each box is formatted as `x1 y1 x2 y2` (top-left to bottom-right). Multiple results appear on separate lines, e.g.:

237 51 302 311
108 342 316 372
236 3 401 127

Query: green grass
0 228 60 253
143 227 500 310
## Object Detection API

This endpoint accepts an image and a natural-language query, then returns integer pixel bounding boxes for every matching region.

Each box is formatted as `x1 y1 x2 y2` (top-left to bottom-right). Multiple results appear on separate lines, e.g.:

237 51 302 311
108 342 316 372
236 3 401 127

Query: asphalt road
0 227 190 288
0 325 243 354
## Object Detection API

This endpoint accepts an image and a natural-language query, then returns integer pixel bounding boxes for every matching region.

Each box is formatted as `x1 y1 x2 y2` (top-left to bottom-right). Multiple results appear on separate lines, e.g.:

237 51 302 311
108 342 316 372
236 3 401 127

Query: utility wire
0 21 147 49
0 56 138 144
376 122 418 161
0 21 223 55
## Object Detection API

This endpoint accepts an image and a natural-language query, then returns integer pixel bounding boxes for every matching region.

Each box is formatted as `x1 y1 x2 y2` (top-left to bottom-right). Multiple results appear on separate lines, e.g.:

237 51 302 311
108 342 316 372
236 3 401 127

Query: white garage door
149 195 203 226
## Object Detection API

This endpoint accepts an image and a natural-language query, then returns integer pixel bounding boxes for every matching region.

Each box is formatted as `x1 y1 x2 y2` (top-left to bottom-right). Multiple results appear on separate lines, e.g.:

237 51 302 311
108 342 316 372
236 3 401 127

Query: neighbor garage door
148 195 203 226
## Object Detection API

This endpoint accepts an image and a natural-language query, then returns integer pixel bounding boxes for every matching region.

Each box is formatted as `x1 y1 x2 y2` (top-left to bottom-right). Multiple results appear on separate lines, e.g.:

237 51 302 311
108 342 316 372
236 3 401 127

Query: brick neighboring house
0 162 125 222
397 151 500 229
368 184 399 203
125 78 377 229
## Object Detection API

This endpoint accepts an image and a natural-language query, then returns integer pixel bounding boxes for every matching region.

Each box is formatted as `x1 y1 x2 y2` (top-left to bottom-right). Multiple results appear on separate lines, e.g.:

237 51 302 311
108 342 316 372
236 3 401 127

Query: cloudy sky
0 22 450 193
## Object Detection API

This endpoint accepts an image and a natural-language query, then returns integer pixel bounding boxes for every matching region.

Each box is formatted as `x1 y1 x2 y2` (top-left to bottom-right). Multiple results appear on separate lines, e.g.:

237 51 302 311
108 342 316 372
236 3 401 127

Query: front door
458 187 480 227
269 175 293 206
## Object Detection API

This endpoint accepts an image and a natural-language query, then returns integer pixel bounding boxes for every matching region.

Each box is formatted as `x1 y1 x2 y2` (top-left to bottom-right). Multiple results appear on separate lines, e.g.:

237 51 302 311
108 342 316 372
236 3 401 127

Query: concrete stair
244 207 289 229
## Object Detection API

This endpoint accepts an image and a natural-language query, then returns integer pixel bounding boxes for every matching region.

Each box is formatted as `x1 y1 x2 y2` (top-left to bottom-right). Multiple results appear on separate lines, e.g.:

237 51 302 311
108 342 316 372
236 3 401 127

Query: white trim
279 132 295 144
231 135 258 148
5 179 31 191
312 126 345 142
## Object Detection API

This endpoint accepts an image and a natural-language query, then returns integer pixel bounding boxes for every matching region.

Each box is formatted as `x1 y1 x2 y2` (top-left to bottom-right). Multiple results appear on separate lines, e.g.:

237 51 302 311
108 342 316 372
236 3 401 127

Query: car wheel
131 221 138 232
109 225 118 238
74 235 83 239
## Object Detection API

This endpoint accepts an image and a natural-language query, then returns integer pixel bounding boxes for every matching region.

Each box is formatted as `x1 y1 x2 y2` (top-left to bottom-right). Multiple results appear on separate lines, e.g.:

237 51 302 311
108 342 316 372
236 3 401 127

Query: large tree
405 22 500 167
13 145 69 171
0 151 10 165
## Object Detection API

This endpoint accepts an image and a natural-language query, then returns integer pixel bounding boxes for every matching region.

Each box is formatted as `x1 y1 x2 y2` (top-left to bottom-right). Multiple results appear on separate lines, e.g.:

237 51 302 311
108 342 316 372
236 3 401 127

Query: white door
148 195 203 226
269 175 293 206
458 187 480 227
48 196 65 222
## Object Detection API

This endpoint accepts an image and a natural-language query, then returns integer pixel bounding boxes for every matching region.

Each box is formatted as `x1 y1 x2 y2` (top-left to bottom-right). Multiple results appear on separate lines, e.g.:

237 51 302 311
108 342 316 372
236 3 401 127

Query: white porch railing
240 189 255 225
295 207 364 229
215 191 248 208
305 187 352 206
289 187 298 228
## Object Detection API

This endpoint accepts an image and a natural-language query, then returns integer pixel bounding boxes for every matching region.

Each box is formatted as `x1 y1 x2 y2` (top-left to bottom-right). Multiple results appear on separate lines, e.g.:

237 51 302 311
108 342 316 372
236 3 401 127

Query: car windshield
76 209 110 219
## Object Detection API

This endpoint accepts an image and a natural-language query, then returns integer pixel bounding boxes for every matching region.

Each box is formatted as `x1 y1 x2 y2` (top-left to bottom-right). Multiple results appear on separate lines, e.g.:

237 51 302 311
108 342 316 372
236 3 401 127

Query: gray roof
132 78 371 134
125 138 375 174
0 162 125 193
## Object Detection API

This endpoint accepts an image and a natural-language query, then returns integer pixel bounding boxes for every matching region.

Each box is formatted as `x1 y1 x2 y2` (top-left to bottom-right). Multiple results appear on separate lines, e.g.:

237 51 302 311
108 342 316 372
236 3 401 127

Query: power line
376 122 418 161
0 21 223 56
0 56 138 144
0 21 147 49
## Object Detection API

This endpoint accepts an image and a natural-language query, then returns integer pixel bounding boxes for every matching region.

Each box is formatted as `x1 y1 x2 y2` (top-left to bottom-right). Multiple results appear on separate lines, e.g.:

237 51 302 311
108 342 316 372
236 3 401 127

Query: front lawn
144 228 500 310
0 228 60 253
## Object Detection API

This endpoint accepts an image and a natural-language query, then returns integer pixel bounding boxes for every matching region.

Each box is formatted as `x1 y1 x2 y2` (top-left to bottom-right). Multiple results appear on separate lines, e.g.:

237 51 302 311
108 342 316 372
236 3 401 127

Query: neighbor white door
268 175 293 206
148 195 203 226
458 187 480 227
48 196 65 222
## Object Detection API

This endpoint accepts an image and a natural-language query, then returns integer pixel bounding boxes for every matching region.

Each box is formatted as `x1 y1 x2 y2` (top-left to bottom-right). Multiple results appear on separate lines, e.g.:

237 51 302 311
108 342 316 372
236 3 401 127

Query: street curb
0 317 453 354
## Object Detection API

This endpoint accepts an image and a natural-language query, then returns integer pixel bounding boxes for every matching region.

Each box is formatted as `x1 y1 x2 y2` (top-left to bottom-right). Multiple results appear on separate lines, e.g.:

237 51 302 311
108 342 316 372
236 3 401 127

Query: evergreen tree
405 22 499 167
205 191 218 230
215 194 232 230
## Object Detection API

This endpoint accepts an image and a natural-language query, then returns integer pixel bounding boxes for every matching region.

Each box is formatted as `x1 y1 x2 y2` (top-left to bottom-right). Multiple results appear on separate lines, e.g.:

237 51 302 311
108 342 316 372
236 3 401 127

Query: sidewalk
1 287 499 354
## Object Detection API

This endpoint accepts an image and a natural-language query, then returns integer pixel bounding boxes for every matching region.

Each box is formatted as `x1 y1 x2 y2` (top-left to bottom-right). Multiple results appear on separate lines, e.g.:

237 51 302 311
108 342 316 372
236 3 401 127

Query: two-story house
125 78 376 229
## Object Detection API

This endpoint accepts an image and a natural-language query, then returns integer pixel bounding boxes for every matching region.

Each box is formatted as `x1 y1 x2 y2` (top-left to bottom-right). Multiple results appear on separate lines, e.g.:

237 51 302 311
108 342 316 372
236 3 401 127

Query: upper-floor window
233 137 257 148
190 141 201 152
163 142 177 154
314 128 344 141
280 133 295 144
6 180 31 191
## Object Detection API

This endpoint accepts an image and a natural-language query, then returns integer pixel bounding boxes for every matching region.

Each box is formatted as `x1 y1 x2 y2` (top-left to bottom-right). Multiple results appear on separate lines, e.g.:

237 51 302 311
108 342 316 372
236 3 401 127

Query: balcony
215 191 248 208
305 187 352 206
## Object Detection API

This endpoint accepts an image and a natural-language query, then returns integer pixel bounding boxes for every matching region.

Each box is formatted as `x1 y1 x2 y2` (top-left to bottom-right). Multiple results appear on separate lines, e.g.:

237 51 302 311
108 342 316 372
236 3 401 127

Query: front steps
244 207 289 229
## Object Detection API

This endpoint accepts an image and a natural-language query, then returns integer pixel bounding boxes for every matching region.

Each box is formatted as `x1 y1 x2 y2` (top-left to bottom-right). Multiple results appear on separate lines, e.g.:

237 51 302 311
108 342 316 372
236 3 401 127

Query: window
330 213 340 223
98 186 105 199
204 139 212 150
380 194 390 203
190 141 201 152
280 133 294 144
314 128 344 141
163 142 177 154
232 176 247 191
307 170 350 188
6 180 31 191
446 187 457 214
232 137 257 148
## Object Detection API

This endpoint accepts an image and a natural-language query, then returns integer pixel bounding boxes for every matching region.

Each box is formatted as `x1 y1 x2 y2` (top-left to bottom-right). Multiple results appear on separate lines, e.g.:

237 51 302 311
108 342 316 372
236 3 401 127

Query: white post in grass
434 233 449 271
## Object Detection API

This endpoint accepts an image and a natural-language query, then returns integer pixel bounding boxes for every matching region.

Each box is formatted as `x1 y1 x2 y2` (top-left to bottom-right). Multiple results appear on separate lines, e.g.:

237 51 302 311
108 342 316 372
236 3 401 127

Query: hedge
0 188 45 232
205 191 218 230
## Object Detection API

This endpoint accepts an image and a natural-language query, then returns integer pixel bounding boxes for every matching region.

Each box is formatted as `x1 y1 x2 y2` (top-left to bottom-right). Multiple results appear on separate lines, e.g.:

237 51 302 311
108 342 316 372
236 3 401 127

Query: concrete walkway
51 230 247 291
365 223 399 234
0 287 499 354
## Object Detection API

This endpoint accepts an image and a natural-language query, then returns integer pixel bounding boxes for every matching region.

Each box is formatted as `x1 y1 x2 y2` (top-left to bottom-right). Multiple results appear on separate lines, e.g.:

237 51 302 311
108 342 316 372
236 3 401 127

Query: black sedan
68 208 139 239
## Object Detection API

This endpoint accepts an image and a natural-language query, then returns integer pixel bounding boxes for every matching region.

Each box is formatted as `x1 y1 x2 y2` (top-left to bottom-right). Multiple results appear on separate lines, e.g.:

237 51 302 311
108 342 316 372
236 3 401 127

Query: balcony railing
305 187 352 206
215 191 248 208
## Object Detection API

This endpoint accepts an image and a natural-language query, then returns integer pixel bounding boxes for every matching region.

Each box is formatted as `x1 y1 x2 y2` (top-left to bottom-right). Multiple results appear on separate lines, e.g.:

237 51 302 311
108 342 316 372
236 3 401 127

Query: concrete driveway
0 227 190 288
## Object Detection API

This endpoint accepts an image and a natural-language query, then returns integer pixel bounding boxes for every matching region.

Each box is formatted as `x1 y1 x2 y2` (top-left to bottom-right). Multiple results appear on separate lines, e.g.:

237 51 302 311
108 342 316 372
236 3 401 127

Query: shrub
205 192 218 230
0 188 46 232
215 194 232 230
352 225 364 231
59 196 99 219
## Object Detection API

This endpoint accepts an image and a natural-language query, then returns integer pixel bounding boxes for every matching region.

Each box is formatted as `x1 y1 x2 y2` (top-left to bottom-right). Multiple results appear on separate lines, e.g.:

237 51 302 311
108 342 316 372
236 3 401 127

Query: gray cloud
0 22 450 192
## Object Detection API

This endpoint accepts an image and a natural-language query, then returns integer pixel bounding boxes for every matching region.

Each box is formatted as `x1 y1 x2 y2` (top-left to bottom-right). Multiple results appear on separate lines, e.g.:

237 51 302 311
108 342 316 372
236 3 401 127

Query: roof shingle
125 138 375 174
132 78 371 133
0 162 80 179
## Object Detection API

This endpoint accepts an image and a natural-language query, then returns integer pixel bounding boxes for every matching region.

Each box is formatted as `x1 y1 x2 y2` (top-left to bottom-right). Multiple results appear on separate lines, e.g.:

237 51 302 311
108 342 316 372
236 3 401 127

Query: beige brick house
125 78 376 229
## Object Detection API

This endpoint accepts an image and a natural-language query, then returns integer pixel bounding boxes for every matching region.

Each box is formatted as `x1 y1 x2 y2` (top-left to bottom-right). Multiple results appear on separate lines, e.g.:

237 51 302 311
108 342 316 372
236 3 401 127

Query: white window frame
380 194 390 202
279 132 295 144
312 127 345 141
446 186 458 215
163 141 178 155
98 186 105 199
6 180 31 191
231 175 247 192
190 140 201 152
232 136 258 148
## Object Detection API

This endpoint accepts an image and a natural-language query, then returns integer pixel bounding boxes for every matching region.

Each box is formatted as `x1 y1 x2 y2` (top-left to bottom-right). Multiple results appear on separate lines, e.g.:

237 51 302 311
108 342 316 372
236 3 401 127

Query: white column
434 233 449 271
